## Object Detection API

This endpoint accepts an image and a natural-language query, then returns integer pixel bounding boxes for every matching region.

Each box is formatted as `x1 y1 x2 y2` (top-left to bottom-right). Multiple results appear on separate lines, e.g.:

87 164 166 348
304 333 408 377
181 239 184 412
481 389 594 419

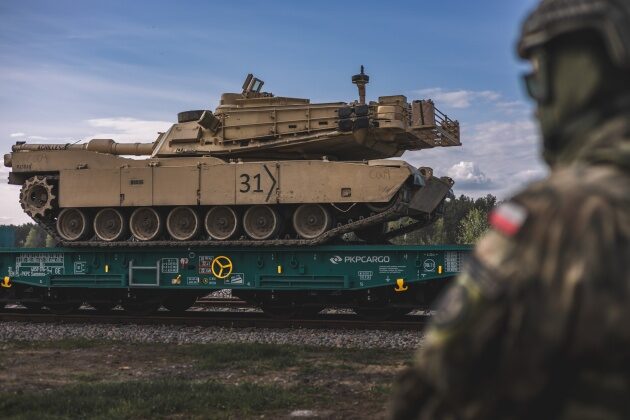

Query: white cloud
86 117 172 143
513 168 546 184
415 88 501 109
468 119 538 154
405 116 546 199
447 161 493 189
10 132 25 138
495 100 526 111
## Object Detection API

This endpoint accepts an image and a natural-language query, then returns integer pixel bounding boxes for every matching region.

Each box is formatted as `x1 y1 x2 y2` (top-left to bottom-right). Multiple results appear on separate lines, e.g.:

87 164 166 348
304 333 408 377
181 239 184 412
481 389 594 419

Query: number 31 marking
239 173 263 193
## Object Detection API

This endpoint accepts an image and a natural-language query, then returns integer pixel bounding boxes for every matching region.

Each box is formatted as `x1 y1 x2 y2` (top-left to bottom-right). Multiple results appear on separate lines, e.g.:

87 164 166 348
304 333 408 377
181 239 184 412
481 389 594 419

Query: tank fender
407 176 453 214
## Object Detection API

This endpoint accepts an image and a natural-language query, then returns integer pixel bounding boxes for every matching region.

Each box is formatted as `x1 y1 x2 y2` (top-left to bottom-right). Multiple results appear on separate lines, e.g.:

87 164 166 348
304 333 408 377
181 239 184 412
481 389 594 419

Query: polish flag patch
489 202 528 236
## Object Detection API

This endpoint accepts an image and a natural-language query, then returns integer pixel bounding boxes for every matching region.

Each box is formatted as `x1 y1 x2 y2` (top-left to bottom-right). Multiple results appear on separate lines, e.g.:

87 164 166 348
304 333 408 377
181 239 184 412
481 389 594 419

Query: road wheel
166 206 199 241
57 208 90 241
292 204 332 239
366 197 398 213
93 208 126 241
243 205 280 240
129 207 162 241
205 206 239 240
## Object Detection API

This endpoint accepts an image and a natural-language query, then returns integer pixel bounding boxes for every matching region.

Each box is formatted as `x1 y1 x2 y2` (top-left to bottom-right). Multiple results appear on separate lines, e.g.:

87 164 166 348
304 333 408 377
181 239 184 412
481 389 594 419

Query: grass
184 342 302 371
4 340 412 365
6 338 102 350
1 340 410 419
0 380 325 420
183 343 412 376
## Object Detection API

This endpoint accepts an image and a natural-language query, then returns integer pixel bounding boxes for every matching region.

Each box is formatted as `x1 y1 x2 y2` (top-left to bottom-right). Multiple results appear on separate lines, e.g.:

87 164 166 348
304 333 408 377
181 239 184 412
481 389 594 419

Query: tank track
29 176 437 248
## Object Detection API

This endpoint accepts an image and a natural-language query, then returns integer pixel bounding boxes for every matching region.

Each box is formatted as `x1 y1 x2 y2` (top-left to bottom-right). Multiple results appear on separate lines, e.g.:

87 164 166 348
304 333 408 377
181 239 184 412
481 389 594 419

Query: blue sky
0 0 543 224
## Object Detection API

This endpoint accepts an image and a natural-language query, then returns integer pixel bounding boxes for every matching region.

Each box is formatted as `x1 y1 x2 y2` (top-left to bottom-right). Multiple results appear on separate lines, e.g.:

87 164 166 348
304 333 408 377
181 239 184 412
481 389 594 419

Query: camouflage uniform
390 1 630 418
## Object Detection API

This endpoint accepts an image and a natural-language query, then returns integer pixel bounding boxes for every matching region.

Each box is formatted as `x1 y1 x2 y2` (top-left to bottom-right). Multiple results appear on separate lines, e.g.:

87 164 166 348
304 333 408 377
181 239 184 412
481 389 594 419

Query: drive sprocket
20 176 56 218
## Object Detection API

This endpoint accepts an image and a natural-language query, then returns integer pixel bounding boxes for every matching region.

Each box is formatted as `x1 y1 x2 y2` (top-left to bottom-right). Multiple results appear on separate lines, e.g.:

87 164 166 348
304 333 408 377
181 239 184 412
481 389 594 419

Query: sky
0 0 543 225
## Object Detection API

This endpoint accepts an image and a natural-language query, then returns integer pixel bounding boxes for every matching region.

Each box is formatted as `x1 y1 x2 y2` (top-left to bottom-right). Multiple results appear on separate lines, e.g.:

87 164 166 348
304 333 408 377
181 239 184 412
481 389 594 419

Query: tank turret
146 68 460 160
5 70 459 246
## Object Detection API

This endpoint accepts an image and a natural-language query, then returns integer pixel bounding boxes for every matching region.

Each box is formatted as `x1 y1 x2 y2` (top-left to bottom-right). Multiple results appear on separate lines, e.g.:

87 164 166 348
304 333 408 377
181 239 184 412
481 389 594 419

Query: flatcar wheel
88 301 116 313
56 208 90 241
129 207 162 241
162 295 198 314
292 204 332 239
166 206 200 241
47 302 81 315
243 205 280 240
353 307 399 321
297 306 324 319
205 206 239 240
121 300 161 316
261 305 300 319
93 208 126 241
21 302 43 311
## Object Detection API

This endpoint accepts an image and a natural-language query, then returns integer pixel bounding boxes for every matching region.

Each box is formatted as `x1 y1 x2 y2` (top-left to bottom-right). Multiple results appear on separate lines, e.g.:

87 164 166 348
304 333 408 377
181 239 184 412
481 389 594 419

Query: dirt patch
0 340 414 419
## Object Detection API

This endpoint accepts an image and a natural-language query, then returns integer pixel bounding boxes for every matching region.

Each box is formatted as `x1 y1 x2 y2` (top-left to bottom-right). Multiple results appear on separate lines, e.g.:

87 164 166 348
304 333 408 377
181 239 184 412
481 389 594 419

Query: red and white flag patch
489 202 528 236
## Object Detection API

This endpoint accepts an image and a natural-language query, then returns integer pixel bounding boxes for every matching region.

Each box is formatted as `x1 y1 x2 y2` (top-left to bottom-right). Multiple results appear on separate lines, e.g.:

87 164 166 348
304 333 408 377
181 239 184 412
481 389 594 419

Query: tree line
0 193 497 248
0 224 55 248
390 194 497 245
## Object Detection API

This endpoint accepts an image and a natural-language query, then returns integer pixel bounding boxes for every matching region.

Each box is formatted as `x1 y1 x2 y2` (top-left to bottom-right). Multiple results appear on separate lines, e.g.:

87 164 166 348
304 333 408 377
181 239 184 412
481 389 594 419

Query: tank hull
11 150 412 207
8 150 452 245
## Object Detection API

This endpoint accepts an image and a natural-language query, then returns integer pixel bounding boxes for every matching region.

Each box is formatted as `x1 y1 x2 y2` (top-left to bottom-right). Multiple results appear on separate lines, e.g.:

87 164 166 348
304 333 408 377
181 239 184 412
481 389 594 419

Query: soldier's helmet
518 0 630 68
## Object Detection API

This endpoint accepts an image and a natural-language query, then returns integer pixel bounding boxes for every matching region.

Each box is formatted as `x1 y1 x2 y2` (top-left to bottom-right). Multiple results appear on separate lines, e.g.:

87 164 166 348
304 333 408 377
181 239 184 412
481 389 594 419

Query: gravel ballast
0 321 424 349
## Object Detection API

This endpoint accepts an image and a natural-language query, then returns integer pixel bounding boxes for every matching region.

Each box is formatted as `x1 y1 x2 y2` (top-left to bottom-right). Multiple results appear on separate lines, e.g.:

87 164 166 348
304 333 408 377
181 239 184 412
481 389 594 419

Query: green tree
425 218 447 244
457 207 490 244
13 223 34 247
45 234 57 247
23 227 40 248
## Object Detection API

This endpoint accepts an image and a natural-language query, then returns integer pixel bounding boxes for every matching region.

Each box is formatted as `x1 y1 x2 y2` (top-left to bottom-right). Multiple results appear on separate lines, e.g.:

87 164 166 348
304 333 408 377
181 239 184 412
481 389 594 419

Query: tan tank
4 68 460 245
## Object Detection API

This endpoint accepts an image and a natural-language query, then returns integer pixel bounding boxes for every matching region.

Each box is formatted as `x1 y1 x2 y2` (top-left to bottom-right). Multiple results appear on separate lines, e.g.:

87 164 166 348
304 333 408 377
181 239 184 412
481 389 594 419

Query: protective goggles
522 52 552 104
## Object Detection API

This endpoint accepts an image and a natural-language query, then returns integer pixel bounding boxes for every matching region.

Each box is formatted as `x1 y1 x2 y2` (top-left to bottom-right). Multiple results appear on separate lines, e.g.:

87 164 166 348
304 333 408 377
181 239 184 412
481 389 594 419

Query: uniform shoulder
504 165 629 233
517 164 629 203
477 164 628 294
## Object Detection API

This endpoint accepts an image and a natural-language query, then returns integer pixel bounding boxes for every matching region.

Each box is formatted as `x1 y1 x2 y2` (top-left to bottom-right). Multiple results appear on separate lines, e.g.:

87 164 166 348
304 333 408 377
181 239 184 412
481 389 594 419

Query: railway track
0 307 429 331
193 297 251 307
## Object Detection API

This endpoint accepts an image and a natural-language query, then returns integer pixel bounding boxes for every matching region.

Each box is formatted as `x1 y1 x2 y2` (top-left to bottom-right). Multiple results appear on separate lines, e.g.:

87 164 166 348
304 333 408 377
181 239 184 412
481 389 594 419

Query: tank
4 68 460 246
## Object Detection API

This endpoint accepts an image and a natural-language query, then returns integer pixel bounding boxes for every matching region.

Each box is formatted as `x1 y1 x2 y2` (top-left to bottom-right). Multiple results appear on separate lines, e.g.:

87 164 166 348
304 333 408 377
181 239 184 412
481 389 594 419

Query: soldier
390 0 630 419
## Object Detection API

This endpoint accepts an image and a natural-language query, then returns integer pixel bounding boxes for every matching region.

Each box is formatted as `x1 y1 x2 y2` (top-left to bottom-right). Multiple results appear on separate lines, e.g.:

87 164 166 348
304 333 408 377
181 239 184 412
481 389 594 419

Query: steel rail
0 308 429 331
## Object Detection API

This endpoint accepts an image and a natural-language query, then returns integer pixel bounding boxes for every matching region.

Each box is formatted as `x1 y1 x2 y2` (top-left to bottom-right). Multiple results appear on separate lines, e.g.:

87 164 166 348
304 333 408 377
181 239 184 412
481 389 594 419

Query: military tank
4 68 460 246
